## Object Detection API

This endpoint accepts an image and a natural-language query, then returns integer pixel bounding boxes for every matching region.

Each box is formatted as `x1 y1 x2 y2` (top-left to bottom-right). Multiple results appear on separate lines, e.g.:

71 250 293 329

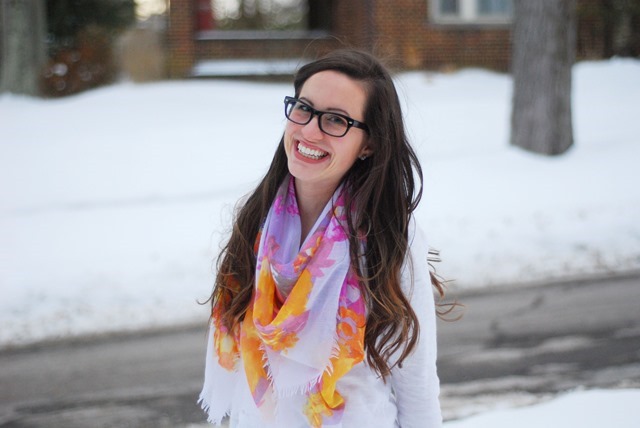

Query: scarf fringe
273 370 325 398
200 323 234 426
265 337 343 399
197 393 230 426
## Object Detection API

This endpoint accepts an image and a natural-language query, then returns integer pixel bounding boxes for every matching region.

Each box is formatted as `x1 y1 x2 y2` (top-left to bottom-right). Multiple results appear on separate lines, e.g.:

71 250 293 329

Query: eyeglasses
284 96 369 137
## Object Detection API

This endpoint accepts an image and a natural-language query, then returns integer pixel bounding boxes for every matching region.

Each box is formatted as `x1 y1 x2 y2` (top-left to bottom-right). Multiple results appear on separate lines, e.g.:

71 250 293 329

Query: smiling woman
283 70 371 235
199 49 446 428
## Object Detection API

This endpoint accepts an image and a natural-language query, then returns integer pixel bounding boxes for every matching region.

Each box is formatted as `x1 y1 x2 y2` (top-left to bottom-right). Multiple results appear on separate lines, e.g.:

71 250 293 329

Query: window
202 0 331 32
430 0 512 25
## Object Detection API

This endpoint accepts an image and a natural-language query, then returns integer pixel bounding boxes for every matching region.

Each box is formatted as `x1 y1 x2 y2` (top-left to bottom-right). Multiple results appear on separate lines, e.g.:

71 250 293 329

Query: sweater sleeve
389 220 443 427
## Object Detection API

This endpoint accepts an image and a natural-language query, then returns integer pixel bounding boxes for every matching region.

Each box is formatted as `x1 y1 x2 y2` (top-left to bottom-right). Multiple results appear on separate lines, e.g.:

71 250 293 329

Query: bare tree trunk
510 0 577 155
0 0 47 96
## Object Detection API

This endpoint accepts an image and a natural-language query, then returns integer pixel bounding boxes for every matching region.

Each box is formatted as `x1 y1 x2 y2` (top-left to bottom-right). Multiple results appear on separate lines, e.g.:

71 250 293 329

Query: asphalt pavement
1 273 639 427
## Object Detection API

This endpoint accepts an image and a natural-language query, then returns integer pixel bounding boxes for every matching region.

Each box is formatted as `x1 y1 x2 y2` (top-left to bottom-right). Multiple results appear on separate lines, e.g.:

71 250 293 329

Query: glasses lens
286 99 312 124
320 113 349 137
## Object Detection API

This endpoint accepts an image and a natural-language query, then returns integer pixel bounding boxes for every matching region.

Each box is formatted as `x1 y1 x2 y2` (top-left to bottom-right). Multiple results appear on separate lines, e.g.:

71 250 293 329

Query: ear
359 143 373 158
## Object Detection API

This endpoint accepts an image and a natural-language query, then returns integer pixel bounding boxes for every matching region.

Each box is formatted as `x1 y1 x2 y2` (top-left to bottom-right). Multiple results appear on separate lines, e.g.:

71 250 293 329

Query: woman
200 49 444 427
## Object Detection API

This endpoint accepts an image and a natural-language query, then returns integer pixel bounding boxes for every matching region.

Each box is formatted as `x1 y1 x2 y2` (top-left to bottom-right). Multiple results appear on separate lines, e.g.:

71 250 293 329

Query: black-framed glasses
284 96 369 137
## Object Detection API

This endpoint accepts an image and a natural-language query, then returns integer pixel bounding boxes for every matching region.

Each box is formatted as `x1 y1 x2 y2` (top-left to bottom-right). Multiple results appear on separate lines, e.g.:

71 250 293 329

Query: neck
294 179 336 243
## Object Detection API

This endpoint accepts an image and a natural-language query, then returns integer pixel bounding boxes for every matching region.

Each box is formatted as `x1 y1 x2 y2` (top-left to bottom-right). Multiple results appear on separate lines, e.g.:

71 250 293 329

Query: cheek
283 125 294 147
335 144 363 169
284 122 298 144
344 136 366 158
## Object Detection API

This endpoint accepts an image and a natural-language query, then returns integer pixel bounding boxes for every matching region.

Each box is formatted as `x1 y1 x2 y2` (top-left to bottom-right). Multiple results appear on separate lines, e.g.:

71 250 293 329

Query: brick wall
167 0 622 78
167 0 511 76
373 0 511 71
167 0 196 77
332 0 372 49
194 37 338 61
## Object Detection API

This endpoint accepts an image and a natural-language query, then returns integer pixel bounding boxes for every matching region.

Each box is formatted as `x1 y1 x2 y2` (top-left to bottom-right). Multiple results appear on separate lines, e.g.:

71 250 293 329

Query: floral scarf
200 176 366 427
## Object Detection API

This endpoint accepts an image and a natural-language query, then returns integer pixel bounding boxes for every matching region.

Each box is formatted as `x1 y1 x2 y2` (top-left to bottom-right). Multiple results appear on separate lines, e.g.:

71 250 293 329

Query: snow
182 388 640 427
1 57 639 428
192 58 306 77
1 59 639 348
444 388 640 427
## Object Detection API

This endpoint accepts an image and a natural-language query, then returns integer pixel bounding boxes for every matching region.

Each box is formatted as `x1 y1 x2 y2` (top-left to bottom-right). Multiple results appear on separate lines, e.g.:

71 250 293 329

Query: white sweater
200 222 442 427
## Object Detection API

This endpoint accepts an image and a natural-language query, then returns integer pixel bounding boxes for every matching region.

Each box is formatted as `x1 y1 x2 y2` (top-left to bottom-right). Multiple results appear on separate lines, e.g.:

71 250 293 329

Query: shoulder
407 216 429 261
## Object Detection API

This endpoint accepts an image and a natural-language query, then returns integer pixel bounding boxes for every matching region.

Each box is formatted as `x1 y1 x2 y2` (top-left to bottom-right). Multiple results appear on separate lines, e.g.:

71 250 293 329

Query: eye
295 102 312 113
324 113 348 126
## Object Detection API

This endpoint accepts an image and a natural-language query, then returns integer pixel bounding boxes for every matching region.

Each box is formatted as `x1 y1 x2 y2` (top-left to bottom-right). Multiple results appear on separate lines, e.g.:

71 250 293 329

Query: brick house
166 0 633 78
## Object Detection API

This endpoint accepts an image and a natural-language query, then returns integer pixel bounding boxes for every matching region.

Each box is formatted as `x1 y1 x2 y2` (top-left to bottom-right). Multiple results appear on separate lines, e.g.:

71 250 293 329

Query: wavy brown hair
208 49 445 379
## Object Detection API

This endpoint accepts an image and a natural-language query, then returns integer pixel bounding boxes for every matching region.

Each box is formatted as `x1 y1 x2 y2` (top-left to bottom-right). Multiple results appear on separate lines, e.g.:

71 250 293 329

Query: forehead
298 70 367 118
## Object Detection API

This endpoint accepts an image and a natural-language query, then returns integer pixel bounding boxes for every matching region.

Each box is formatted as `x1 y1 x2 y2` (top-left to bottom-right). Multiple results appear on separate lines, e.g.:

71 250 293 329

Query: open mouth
297 141 328 160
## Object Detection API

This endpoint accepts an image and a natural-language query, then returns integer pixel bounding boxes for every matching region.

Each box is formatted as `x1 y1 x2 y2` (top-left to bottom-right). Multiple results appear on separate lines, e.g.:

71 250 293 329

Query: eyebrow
299 96 352 117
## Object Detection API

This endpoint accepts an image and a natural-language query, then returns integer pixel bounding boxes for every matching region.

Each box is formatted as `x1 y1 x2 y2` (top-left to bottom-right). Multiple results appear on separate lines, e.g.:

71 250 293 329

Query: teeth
298 142 328 159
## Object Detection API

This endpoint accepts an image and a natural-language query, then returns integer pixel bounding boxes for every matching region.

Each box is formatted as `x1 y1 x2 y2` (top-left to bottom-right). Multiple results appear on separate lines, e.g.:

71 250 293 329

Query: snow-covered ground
2 57 639 427
183 388 640 427
443 388 640 427
1 59 639 347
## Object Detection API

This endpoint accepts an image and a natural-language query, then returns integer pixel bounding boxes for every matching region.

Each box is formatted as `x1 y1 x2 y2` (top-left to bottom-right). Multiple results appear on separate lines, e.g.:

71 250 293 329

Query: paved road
1 274 639 427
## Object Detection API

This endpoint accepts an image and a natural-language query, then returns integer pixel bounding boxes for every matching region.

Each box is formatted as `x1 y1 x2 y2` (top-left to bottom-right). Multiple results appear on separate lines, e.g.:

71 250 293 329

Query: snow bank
1 59 639 346
445 389 640 427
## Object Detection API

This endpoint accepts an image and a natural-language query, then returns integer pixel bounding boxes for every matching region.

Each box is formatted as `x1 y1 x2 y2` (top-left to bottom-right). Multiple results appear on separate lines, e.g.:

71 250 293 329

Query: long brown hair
209 49 445 379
